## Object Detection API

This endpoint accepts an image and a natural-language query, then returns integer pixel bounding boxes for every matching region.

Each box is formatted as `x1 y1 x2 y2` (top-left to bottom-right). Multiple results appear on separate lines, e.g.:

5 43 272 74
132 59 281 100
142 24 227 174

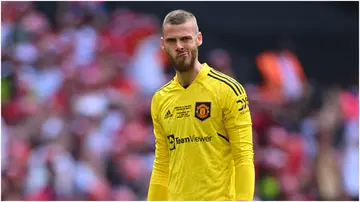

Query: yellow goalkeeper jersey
148 63 255 201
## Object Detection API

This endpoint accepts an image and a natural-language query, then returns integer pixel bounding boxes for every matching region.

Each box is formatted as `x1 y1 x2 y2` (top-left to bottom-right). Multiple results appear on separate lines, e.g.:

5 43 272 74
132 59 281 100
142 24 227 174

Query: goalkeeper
147 9 255 201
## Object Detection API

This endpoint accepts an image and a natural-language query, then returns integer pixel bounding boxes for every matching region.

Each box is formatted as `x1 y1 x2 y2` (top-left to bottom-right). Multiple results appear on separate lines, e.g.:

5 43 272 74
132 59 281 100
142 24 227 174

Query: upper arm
222 82 252 130
221 82 253 167
150 94 169 185
151 96 166 144
152 110 169 166
151 94 169 161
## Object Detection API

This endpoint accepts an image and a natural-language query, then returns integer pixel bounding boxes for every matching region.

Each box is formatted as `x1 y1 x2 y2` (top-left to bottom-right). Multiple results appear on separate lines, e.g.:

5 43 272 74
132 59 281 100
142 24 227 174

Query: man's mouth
177 52 188 57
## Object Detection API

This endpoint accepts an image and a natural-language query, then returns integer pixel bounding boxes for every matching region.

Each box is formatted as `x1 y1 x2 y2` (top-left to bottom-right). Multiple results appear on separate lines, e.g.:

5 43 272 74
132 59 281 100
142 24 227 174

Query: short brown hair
162 9 199 32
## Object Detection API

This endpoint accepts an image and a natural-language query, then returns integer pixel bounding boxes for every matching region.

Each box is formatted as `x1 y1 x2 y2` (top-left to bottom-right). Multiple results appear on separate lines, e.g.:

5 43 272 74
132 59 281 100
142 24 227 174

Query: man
147 9 255 201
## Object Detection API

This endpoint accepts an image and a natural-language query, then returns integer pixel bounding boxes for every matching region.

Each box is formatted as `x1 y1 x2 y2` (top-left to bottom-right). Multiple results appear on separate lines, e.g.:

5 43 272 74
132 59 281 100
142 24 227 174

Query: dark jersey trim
210 70 244 95
207 73 238 96
217 133 229 142
212 69 245 94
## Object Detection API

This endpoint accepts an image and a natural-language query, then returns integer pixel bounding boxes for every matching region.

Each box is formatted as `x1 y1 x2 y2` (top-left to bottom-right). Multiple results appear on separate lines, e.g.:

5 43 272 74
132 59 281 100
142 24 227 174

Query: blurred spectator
255 39 306 104
207 48 236 78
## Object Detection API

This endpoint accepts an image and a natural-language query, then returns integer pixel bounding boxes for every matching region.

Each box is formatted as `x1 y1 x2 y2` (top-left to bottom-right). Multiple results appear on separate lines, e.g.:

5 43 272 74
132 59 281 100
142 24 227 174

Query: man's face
161 20 202 72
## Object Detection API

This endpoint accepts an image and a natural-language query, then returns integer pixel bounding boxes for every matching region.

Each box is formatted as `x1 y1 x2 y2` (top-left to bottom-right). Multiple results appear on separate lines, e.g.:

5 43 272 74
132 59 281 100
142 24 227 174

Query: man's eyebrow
165 35 193 40
165 38 176 43
180 36 192 39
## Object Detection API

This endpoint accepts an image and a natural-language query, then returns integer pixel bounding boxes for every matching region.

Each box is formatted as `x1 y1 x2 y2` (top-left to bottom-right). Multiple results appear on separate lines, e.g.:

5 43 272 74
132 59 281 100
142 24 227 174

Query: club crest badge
195 102 211 121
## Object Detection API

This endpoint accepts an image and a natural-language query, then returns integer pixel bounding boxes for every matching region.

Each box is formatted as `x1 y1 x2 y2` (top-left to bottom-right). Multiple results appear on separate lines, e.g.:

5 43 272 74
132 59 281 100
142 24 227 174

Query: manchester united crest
195 102 211 121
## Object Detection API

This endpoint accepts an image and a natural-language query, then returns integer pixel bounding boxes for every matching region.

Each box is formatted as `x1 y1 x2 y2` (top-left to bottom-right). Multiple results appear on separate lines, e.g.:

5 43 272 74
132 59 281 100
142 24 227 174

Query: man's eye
167 39 176 43
181 37 191 42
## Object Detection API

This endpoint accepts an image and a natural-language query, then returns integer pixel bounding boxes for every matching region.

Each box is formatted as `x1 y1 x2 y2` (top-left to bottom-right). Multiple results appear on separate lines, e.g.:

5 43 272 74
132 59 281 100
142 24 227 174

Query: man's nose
175 40 184 51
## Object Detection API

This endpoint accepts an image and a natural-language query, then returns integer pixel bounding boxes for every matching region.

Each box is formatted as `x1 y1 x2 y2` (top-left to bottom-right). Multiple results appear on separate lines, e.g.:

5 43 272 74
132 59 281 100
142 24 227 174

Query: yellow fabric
148 63 255 200
147 184 168 201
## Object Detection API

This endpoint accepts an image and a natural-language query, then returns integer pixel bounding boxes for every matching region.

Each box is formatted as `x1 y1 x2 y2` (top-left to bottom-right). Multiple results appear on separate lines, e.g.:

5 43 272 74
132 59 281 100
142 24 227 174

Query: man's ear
160 36 165 50
197 32 203 47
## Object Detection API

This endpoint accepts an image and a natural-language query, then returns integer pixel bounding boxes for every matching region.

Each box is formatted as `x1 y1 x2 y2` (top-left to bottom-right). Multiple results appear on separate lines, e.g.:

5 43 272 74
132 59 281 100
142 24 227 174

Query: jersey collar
174 63 211 88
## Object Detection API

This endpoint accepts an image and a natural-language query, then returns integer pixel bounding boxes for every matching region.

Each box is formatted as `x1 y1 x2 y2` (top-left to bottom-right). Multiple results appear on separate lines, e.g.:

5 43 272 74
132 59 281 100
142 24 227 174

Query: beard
166 47 198 73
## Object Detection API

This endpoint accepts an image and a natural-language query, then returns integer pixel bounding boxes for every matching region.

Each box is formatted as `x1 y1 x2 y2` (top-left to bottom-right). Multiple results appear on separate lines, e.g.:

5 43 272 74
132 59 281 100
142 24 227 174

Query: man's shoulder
152 79 175 100
206 69 245 97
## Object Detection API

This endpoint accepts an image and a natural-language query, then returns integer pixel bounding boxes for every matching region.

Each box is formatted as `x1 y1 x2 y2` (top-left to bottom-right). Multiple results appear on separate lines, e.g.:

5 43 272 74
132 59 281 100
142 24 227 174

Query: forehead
163 21 197 38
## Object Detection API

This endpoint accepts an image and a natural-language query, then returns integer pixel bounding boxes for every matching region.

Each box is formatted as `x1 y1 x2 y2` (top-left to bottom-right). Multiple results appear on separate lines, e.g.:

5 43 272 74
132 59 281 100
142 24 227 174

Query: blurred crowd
1 2 359 201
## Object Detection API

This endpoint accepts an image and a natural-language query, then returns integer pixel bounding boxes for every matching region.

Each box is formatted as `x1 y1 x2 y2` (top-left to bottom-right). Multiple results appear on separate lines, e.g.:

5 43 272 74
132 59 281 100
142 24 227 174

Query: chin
171 55 196 72
174 65 192 73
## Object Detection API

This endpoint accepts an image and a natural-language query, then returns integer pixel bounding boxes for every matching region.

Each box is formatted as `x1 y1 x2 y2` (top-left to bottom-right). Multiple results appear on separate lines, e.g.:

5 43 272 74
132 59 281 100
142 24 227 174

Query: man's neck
176 61 203 87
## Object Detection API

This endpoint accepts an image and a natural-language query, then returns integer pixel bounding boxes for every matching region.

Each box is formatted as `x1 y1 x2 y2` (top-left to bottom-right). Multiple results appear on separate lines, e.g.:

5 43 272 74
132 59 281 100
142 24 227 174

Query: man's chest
159 89 222 136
